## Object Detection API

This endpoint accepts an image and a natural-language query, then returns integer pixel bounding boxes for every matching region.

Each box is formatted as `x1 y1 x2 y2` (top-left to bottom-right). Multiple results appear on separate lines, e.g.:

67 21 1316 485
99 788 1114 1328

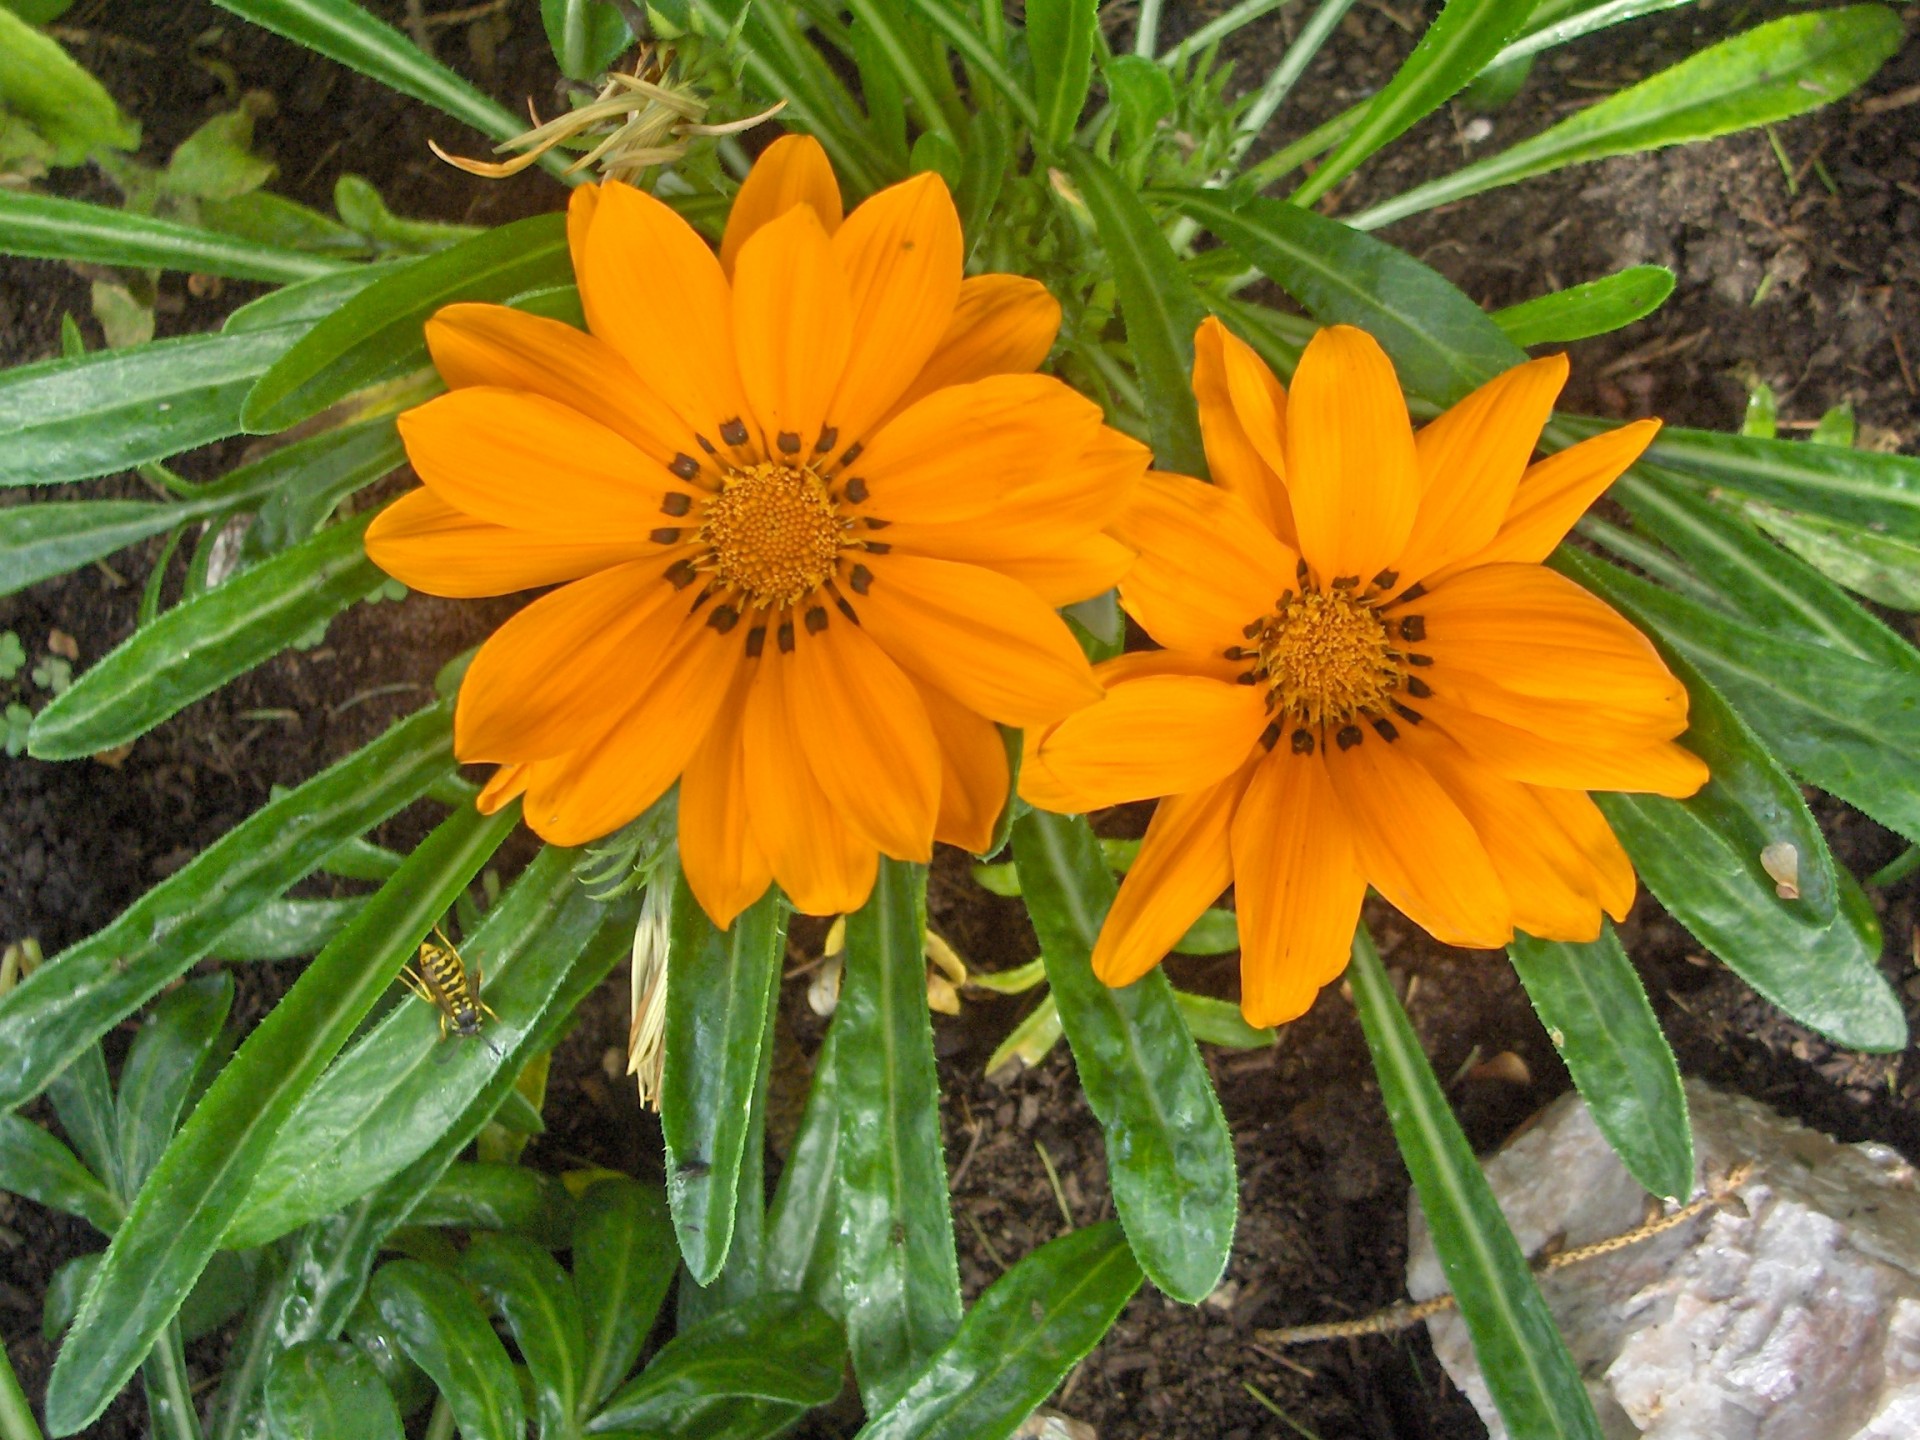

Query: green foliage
0 8 137 170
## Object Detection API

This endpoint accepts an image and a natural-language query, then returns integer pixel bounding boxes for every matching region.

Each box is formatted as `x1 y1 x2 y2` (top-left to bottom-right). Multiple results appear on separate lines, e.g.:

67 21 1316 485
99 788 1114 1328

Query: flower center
1245 586 1411 750
698 462 843 609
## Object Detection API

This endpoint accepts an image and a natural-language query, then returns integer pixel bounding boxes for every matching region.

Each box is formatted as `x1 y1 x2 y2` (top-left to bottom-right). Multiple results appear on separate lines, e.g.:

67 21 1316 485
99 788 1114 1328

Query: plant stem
1869 845 1920 889
424 1397 455 1440
0 1342 45 1440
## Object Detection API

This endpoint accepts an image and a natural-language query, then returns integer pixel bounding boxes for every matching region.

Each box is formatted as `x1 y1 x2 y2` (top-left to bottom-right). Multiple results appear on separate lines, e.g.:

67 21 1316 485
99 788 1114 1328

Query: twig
1035 1140 1076 1230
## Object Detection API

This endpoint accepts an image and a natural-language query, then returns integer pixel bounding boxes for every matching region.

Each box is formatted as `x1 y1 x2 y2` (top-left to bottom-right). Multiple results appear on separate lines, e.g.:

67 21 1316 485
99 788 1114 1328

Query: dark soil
3 2 1918 1438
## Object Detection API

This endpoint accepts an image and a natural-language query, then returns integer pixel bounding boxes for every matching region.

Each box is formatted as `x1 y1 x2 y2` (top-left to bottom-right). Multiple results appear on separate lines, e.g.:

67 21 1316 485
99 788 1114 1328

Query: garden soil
3 2 1918 1437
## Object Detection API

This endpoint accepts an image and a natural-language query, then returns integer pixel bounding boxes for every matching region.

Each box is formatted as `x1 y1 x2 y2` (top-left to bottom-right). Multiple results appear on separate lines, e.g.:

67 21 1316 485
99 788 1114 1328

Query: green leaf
573 1177 678 1415
28 512 382 759
0 703 454 1113
1348 929 1603 1440
1172 907 1238 956
115 973 233 1195
210 0 565 179
0 324 304 488
1064 150 1207 475
1171 990 1275 1049
1 499 188 600
0 190 348 282
1104 53 1177 151
833 857 962 1412
658 873 786 1286
263 1342 405 1440
1351 6 1905 229
163 105 277 201
461 1233 586 1440
855 1221 1142 1440
1010 811 1236 1304
44 802 515 1435
761 1024 842 1319
370 1259 526 1440
45 1047 119 1199
1812 401 1857 450
241 212 570 432
1741 379 1778 440
587 1294 842 1433
43 1254 100 1341
1493 265 1674 346
0 1115 121 1232
198 189 368 257
223 258 417 333
1744 500 1920 611
1507 927 1692 1199
1027 0 1097 148
410 1161 573 1240
228 845 621 1247
0 9 138 164
1174 190 1523 405
178 1250 264 1343
541 0 634 81
332 174 482 256
2 1 78 22
207 897 364 961
1291 0 1535 207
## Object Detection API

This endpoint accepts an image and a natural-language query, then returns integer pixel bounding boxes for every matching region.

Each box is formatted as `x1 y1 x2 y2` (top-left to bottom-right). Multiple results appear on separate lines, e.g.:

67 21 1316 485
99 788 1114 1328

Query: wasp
400 926 498 1040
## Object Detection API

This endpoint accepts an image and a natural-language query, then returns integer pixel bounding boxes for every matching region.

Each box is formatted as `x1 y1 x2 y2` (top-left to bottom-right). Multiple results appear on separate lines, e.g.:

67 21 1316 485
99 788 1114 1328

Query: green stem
423 1396 455 1440
1134 0 1165 54
0 1342 44 1440
142 1324 202 1440
1869 845 1920 890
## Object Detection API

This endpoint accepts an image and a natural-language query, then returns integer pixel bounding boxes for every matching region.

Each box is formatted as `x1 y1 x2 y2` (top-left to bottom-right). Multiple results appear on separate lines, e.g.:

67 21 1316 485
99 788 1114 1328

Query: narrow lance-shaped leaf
370 1260 526 1440
833 857 962 1413
1350 6 1905 229
262 1343 405 1440
115 973 234 1195
1745 500 1920 612
1507 927 1692 1200
573 1177 678 1415
1027 0 1098 148
0 190 351 283
0 1116 123 1234
224 258 418 333
1348 929 1604 1440
461 1234 586 1440
45 801 517 1436
1010 810 1237 1304
1492 265 1675 347
208 898 365 962
0 702 455 1113
762 1022 843 1319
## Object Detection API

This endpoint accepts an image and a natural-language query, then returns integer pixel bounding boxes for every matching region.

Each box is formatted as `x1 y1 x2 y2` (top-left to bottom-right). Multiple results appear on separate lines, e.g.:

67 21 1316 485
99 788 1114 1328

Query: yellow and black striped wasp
399 926 499 1041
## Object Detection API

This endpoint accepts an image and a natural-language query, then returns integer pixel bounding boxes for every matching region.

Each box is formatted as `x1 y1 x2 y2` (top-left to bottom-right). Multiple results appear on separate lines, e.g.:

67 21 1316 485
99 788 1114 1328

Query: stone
1408 1079 1920 1440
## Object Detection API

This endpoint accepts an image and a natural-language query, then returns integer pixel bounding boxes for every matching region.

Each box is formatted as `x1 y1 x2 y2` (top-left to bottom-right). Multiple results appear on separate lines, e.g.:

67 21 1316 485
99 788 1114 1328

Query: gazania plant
0 2 1914 1438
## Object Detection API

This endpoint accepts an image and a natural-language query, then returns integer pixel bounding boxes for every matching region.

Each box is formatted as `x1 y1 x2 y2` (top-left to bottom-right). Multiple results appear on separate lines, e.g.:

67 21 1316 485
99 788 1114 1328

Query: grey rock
1408 1079 1920 1440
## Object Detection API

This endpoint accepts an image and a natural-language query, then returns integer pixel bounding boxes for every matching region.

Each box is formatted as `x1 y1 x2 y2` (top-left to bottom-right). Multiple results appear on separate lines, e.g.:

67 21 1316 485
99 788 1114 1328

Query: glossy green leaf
762 1023 842 1319
344 1302 435 1420
1174 190 1523 406
1010 811 1236 1305
409 1162 573 1241
1104 53 1177 149
1172 907 1238 956
241 212 570 432
115 973 233 1195
141 1321 197 1440
1745 500 1920 611
832 858 961 1411
1351 6 1904 229
198 189 367 257
660 874 787 1286
1292 0 1535 206
1065 150 1206 475
223 259 417 333
241 417 407 559
44 1254 101 1341
1508 927 1692 1199
229 845 618 1246
0 324 304 487
0 190 348 283
45 1047 118 1200
371 1259 526 1440
1491 0 1697 69
1 499 187 600
263 1342 404 1440
462 1233 586 1440
573 1177 678 1415
1171 990 1274 1049
29 511 382 759
1028 0 1097 148
1492 265 1674 346
208 897 364 961
587 1294 842 1433
0 1115 121 1233
856 1221 1142 1440
0 8 138 164
178 1250 264 1344
211 0 564 178
0 702 454 1113
541 0 633 80
1349 930 1602 1440
45 802 515 1436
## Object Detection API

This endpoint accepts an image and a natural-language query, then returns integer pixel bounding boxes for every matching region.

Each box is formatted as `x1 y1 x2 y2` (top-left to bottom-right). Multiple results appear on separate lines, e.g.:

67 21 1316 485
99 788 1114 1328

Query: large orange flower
368 136 1147 925
1020 320 1707 1026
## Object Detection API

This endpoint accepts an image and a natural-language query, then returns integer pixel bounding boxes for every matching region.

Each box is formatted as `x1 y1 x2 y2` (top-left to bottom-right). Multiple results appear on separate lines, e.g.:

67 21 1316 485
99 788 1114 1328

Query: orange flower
1020 320 1707 1026
368 135 1148 925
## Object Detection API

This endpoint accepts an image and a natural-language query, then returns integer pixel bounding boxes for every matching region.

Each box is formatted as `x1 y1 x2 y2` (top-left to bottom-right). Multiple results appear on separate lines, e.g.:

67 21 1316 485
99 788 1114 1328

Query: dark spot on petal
745 625 766 658
720 418 750 447
777 430 801 454
1405 675 1432 698
805 605 828 633
845 476 870 503
1336 724 1364 750
849 564 873 595
777 621 795 653
1372 718 1398 742
1291 728 1315 754
1399 615 1426 642
815 426 838 453
708 605 740 633
670 453 700 480
666 559 698 589
650 527 682 544
661 492 692 516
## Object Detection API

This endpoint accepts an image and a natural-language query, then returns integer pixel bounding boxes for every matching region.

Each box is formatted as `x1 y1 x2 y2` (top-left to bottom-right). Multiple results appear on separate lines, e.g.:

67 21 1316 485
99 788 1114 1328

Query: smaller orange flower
1020 320 1707 1026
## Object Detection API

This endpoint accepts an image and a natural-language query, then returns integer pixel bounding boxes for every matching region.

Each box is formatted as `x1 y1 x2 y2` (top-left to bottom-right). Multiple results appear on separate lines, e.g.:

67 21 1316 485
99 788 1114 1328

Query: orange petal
884 274 1061 420
679 665 774 929
565 183 599 278
1418 692 1707 798
1113 472 1296 656
914 678 1010 855
828 171 964 444
731 204 852 455
478 762 531 814
577 179 751 443
855 553 1101 727
1391 355 1567 590
366 488 652 598
988 535 1134 606
1436 419 1662 581
742 654 880 915
1193 316 1297 546
520 619 741 847
787 610 941 860
1092 755 1256 987
1325 731 1512 950
1229 750 1367 1026
1531 785 1637 921
1020 673 1268 813
425 303 702 467
719 133 843 277
1283 324 1418 585
397 387 677 536
452 553 686 763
